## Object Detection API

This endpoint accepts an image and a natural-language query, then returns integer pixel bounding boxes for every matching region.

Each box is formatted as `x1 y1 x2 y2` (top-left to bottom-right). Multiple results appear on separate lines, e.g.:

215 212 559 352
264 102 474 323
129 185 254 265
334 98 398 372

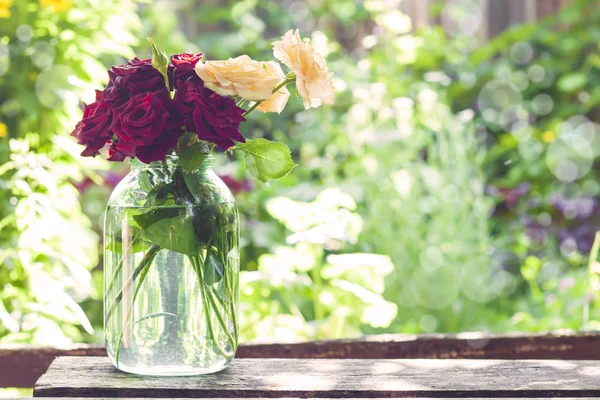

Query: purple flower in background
549 193 599 220
558 224 599 254
525 220 548 244
73 177 93 193
73 171 127 193
104 171 127 189
497 183 531 209
219 174 253 195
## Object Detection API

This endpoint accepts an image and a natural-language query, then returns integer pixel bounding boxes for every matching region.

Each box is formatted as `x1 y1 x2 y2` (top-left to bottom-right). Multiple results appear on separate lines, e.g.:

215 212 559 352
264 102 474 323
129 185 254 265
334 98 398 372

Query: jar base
111 358 231 376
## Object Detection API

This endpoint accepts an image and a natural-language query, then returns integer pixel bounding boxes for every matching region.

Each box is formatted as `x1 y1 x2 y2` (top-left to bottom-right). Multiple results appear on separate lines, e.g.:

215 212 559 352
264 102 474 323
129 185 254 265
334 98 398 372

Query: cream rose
195 55 280 101
255 62 290 114
273 29 335 109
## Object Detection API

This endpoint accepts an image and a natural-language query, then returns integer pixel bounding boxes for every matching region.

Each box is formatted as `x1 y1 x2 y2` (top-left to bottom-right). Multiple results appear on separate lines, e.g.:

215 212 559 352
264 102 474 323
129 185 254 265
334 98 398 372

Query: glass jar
104 155 239 376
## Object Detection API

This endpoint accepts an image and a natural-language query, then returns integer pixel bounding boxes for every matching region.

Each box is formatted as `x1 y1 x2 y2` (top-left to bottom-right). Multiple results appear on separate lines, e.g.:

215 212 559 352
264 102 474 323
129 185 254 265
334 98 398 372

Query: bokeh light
30 41 55 70
35 65 79 110
16 24 33 42
0 43 9 77
510 42 534 65
441 0 482 36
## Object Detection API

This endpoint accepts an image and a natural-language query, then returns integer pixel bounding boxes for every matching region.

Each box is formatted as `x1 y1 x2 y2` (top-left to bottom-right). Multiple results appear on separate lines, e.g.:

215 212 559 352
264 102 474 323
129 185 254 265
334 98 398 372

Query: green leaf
557 72 587 92
133 208 183 230
177 133 210 173
177 132 199 149
144 216 201 256
106 222 152 254
145 185 169 207
173 166 196 204
105 237 152 255
179 142 207 173
235 139 297 183
147 37 169 89
138 171 153 193
204 247 224 285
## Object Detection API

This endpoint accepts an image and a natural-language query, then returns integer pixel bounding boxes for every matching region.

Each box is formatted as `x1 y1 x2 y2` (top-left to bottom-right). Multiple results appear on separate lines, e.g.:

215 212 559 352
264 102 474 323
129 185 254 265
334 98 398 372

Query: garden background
1 0 600 350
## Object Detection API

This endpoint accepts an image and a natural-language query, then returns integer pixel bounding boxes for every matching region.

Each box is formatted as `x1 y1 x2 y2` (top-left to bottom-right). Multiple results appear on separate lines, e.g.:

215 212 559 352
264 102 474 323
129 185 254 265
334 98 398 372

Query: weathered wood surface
34 356 600 398
5 331 600 388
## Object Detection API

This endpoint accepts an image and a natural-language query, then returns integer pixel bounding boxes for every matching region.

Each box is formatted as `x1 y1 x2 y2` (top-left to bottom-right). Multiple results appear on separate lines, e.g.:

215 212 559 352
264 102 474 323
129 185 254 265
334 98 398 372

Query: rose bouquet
72 30 334 375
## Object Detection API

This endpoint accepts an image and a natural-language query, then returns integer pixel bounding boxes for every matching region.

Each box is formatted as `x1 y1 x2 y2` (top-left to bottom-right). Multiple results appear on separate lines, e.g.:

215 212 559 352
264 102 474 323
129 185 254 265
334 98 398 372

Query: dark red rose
107 142 127 162
102 77 130 109
111 89 183 163
170 53 204 90
112 89 170 146
171 53 203 71
135 124 181 163
72 57 186 163
173 79 245 150
108 58 166 105
71 90 112 157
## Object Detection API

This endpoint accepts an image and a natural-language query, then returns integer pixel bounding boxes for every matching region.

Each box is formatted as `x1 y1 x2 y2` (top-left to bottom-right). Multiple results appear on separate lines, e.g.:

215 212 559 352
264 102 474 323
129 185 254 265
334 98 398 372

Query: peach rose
273 30 335 109
195 55 280 101
255 62 290 114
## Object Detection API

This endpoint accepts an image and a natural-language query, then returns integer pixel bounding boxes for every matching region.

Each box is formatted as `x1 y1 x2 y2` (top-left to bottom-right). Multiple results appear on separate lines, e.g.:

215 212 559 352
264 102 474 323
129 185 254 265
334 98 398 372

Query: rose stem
207 240 237 339
105 230 143 300
114 247 158 367
192 255 234 358
105 245 160 325
161 160 170 176
197 246 236 354
220 264 238 342
220 226 238 341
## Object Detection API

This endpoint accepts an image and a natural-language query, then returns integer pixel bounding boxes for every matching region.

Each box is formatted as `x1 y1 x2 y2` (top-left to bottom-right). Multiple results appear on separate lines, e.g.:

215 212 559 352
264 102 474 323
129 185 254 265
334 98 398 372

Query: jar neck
129 154 215 172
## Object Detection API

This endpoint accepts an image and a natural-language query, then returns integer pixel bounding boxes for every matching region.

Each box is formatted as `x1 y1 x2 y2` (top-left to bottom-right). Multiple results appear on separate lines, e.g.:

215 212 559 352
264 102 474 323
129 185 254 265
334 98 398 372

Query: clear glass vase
104 155 239 376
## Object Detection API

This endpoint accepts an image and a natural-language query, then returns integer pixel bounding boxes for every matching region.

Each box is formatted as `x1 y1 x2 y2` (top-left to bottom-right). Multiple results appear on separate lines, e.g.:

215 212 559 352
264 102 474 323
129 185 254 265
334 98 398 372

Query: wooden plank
34 357 600 398
5 331 600 389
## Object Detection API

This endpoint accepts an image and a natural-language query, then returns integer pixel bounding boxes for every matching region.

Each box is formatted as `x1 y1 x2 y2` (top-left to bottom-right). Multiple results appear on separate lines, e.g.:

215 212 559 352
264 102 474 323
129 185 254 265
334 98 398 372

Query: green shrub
0 0 139 343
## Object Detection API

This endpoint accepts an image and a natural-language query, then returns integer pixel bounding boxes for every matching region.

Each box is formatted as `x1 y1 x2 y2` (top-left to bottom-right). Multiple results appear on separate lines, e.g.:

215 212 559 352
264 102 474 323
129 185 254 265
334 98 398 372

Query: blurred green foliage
2 0 600 346
0 0 139 343
241 189 397 340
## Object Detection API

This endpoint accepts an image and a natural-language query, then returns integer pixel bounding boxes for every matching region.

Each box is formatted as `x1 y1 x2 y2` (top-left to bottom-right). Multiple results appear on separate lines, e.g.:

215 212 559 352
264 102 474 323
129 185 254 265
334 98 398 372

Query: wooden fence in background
403 0 573 39
176 0 574 44
173 0 576 53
